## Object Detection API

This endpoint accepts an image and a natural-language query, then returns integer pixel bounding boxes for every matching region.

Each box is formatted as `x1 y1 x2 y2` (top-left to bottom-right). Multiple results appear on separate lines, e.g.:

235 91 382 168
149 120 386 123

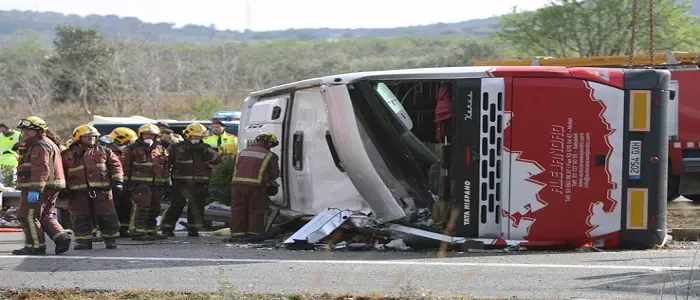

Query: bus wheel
668 174 680 202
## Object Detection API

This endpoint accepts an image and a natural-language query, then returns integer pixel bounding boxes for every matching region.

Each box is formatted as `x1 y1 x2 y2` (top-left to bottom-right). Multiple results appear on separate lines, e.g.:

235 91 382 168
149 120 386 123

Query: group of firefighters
3 116 280 256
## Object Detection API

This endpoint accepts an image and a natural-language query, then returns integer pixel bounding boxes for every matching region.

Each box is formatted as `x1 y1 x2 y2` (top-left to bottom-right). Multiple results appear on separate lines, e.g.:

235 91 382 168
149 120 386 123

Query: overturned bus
237 66 672 249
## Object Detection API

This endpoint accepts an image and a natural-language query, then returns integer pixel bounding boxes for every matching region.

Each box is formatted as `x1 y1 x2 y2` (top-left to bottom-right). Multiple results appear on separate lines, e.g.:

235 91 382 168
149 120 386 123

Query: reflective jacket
62 144 123 190
16 134 66 191
122 139 169 185
0 151 18 168
0 131 21 154
231 143 279 187
167 141 219 183
203 132 237 148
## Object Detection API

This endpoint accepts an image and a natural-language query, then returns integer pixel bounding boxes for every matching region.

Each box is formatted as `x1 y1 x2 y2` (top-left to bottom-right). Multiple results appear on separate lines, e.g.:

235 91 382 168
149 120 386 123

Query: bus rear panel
451 67 670 248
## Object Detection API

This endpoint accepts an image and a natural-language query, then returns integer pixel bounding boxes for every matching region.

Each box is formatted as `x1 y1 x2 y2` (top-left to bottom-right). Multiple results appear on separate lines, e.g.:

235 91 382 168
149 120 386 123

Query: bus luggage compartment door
505 77 627 245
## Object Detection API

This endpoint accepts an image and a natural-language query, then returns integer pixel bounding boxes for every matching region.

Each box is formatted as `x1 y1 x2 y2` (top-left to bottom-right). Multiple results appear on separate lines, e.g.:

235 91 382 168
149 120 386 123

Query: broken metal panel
283 208 354 245
323 85 407 221
387 224 463 247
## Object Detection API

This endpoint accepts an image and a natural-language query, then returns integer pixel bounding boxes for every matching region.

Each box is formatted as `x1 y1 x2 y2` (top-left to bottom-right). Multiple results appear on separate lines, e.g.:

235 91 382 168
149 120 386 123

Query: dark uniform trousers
230 185 269 236
69 190 120 240
129 184 164 235
114 189 133 233
161 183 209 231
17 189 65 249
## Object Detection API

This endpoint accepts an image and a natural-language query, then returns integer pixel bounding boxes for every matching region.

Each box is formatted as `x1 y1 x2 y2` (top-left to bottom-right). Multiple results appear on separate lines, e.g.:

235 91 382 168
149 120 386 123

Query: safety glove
112 181 124 197
27 191 40 204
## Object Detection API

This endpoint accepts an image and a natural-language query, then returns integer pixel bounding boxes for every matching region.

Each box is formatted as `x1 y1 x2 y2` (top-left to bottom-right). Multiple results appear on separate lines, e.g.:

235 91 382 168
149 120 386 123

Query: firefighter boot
148 232 169 240
104 238 118 249
12 246 46 255
131 234 156 241
119 227 130 238
53 233 72 255
188 228 199 237
161 229 175 237
74 240 93 250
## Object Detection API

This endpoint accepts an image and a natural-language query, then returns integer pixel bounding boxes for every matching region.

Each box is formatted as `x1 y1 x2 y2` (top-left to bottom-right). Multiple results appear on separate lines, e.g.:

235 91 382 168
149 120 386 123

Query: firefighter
156 122 183 149
203 119 237 150
0 123 22 154
122 123 170 241
62 125 124 250
224 133 280 242
13 116 71 255
104 127 138 238
161 122 219 237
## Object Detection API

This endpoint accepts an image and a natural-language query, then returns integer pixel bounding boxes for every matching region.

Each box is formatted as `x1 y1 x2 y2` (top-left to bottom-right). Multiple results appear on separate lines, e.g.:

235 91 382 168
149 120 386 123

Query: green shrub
208 156 235 205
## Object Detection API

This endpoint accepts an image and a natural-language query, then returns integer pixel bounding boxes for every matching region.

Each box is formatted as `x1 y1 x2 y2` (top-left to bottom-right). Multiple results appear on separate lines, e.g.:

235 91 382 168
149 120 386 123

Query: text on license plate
629 140 642 179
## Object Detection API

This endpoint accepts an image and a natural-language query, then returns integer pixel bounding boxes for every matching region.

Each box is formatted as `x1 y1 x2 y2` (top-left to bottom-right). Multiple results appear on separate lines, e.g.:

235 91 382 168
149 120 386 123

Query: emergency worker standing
156 122 184 149
13 116 71 255
62 125 123 250
161 123 219 237
122 124 170 240
203 119 237 150
225 133 280 242
104 127 138 238
0 123 22 154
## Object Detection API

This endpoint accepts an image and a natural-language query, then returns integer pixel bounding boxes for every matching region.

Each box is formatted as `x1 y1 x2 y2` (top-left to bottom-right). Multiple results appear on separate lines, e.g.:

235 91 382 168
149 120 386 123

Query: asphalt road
0 232 699 299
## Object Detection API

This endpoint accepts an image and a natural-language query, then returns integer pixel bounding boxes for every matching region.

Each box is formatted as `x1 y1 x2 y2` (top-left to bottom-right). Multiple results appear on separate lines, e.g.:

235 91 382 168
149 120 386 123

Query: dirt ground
668 200 700 229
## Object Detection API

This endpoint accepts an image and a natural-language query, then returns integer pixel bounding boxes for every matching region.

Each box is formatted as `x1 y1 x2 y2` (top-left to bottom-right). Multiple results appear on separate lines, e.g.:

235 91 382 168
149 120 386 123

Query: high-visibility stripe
175 160 194 164
68 165 85 173
102 232 120 238
231 152 272 184
230 232 247 237
16 179 65 189
129 202 138 231
172 175 210 180
134 162 153 166
69 182 111 190
128 177 169 183
27 208 39 248
76 235 93 240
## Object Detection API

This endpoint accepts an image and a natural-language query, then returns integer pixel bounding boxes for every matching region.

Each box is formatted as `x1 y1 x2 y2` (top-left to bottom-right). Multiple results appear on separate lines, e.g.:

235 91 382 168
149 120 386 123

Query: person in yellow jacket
0 149 18 168
0 149 19 186
0 123 23 154
203 119 237 150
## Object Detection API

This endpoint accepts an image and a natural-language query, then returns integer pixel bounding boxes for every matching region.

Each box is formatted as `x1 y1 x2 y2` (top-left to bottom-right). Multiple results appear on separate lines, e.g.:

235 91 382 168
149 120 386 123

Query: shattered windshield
374 83 414 130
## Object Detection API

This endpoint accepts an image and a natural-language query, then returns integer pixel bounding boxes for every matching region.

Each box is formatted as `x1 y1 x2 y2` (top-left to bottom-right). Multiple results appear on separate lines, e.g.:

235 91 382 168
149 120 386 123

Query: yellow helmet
219 143 238 155
109 127 138 145
72 124 100 141
183 122 208 139
254 132 279 148
17 116 48 131
138 123 160 136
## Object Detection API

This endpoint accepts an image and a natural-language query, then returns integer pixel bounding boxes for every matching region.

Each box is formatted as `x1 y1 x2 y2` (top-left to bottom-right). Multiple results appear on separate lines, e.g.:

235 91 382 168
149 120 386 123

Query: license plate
629 140 642 179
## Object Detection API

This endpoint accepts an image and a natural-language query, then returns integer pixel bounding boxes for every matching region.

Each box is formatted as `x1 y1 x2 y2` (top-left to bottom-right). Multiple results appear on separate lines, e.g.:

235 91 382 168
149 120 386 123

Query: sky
0 0 551 32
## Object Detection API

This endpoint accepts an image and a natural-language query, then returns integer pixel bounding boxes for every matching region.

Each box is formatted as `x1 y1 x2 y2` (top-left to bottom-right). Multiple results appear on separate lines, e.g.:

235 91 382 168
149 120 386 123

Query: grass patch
0 289 497 300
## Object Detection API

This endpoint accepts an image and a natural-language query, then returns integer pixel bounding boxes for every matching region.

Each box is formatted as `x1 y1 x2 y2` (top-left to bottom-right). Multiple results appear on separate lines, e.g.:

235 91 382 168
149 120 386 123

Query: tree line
1 0 699 137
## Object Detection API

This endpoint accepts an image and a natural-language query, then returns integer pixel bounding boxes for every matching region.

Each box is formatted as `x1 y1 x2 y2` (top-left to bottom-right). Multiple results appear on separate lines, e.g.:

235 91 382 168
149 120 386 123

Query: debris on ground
0 206 20 228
